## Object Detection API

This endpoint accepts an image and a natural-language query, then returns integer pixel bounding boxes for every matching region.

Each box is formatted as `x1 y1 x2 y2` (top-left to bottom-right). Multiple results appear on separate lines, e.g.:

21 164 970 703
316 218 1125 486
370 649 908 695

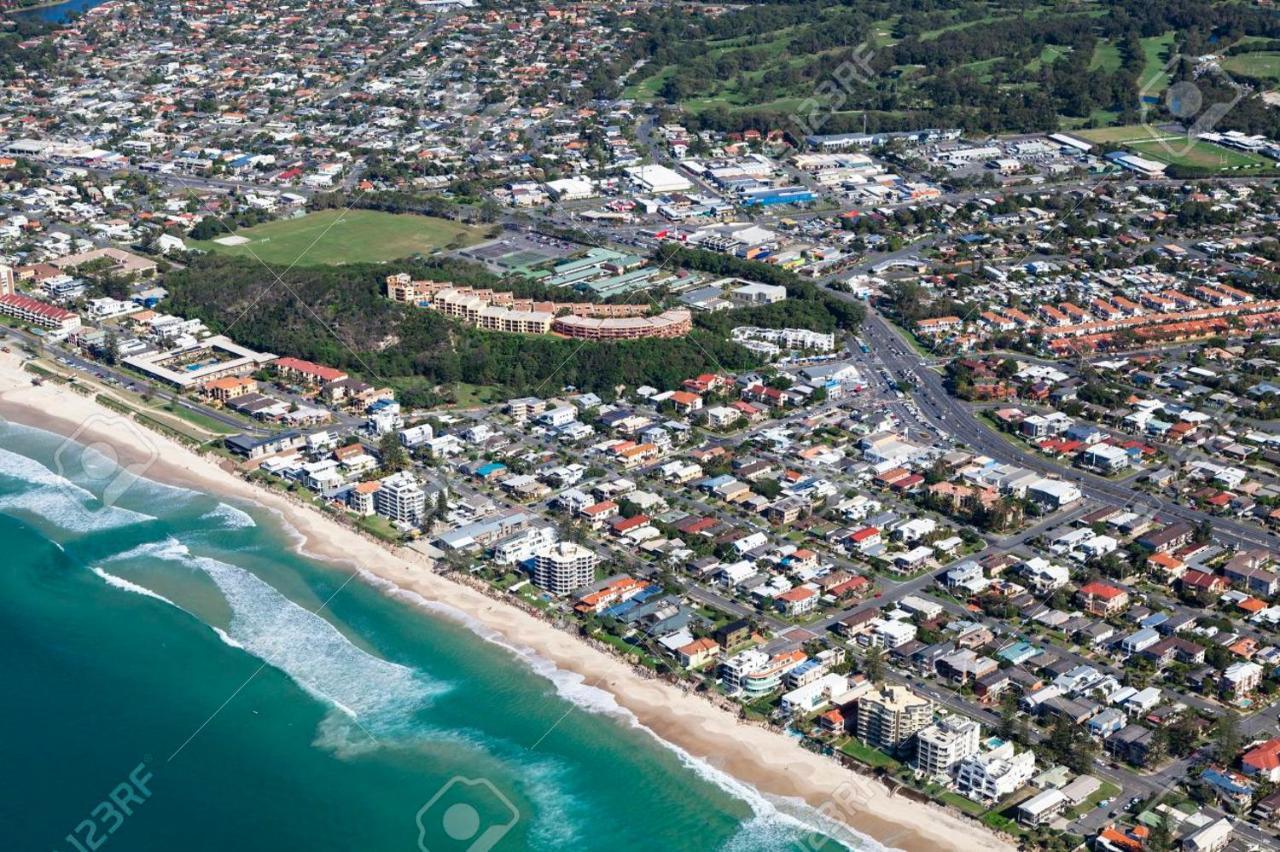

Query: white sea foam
354 568 887 851
108 539 449 725
518 759 582 850
200 502 257 530
69 442 199 503
0 448 157 533
0 446 96 498
0 488 155 533
89 566 180 608
211 625 247 651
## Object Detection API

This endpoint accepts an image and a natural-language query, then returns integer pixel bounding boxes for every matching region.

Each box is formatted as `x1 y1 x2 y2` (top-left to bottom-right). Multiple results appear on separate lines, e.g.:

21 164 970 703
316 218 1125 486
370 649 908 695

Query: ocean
0 422 874 852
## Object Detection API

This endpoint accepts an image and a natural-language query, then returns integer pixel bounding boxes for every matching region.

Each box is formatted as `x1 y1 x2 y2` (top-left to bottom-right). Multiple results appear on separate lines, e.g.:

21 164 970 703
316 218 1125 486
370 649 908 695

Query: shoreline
0 352 1013 852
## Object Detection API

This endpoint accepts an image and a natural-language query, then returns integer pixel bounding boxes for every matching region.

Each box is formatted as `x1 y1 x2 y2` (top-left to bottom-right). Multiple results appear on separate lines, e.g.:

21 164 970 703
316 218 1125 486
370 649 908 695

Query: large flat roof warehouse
625 164 693 193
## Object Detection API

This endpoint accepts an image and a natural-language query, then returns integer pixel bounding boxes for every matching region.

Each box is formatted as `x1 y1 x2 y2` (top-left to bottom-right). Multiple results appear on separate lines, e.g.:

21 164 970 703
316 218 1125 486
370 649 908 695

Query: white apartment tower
373 471 427 526
533 541 600 596
915 717 982 777
855 684 933 754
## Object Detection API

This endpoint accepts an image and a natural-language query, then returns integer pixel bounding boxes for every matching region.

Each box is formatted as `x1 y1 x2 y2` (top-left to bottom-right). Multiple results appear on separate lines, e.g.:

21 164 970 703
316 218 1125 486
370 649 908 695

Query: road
4 326 259 434
849 306 1280 553
825 302 1280 845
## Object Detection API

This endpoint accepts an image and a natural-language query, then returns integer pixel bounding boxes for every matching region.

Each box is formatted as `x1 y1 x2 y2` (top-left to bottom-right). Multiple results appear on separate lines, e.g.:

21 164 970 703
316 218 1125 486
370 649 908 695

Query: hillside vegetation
162 255 761 406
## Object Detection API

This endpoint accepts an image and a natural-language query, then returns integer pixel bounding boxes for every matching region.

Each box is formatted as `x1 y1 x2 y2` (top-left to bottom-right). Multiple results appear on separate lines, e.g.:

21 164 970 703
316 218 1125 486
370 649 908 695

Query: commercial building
1181 817 1233 852
729 282 787 305
625 164 693 193
532 541 600 596
50 246 157 278
1080 443 1131 474
1027 478 1082 509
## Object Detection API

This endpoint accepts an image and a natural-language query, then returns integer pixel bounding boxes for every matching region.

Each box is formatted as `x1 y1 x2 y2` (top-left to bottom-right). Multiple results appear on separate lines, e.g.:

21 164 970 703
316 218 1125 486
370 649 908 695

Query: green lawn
356 514 403 542
446 382 505 408
1223 51 1280 81
1027 44 1070 73
1075 124 1169 145
938 791 988 816
868 16 900 48
838 738 901 770
624 64 674 101
153 402 240 435
1066 109 1121 129
1089 41 1123 73
188 209 490 266
1127 138 1274 171
1138 32 1177 97
920 14 1015 42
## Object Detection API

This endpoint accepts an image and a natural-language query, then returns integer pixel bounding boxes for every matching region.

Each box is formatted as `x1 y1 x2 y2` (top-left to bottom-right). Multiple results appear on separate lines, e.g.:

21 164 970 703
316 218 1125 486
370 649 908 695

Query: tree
1166 716 1200 758
997 693 1018 741
863 646 884 683
1147 813 1173 852
1216 709 1242 762
477 199 502 224
101 331 119 366
379 432 409 473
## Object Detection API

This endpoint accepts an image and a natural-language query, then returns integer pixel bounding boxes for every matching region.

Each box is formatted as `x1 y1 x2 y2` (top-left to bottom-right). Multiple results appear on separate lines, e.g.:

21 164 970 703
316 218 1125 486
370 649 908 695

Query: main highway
847 303 1280 554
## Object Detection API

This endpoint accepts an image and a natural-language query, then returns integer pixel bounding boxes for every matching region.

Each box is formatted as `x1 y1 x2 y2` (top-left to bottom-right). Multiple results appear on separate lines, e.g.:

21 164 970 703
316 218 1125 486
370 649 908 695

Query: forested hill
161 255 761 406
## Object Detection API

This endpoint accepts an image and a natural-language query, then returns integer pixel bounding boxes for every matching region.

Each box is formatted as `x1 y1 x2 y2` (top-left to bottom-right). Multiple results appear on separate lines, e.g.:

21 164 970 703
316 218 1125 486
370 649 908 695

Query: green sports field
188 209 490 266
1222 51 1280 82
1126 138 1273 171
1075 124 1170 144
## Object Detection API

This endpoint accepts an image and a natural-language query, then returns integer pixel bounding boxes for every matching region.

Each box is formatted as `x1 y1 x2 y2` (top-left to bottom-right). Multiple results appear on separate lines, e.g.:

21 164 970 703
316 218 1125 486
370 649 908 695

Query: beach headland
0 350 1014 852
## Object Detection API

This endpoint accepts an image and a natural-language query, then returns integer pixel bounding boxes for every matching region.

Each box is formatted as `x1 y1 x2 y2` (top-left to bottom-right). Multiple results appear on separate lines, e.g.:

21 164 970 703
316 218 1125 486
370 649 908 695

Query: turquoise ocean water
0 423 873 852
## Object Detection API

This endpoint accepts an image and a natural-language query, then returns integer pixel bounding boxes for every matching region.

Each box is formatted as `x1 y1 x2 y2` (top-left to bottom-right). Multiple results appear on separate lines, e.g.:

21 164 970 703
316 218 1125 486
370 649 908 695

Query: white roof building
625 164 693 193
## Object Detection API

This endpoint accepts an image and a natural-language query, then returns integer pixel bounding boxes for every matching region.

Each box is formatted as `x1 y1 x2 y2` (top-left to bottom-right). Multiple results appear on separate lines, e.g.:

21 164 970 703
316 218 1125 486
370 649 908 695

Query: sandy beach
0 350 1012 852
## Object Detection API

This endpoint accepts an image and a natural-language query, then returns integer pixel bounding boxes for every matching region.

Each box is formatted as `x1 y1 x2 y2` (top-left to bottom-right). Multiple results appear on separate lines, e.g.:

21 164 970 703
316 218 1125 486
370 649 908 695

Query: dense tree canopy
163 255 760 404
